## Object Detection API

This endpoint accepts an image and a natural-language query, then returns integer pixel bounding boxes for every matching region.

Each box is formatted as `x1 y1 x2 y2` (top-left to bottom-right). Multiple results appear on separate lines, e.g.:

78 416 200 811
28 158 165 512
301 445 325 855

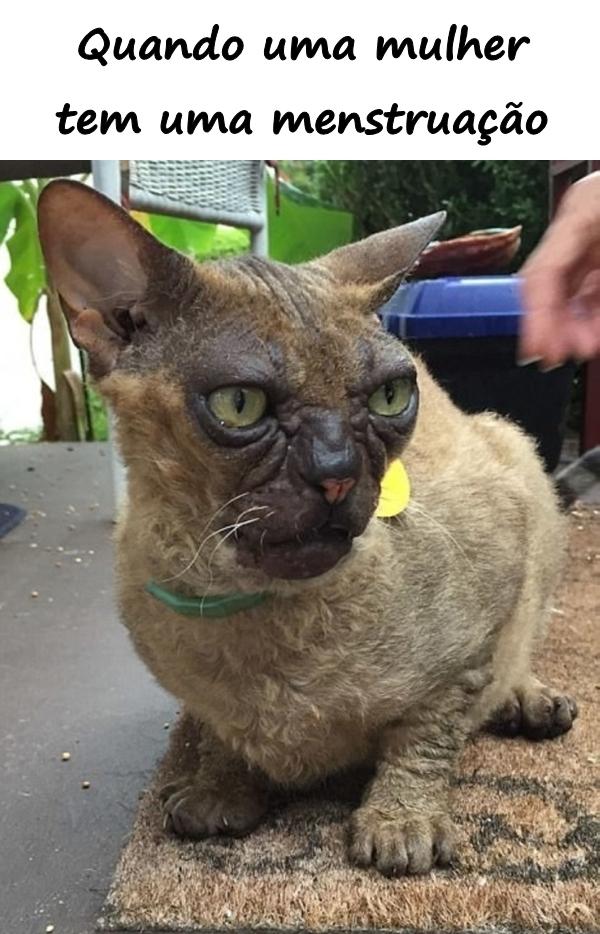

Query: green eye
208 386 268 428
368 378 413 417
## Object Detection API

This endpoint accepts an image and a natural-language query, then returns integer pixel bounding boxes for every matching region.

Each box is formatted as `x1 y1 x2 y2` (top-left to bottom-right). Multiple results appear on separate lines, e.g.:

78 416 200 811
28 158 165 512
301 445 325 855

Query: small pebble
74 557 83 564
67 525 76 532
45 925 54 933
61 752 71 761
88 550 95 556
163 722 170 730
31 591 39 599
57 546 64 553
81 780 91 790
55 562 62 568
30 542 38 549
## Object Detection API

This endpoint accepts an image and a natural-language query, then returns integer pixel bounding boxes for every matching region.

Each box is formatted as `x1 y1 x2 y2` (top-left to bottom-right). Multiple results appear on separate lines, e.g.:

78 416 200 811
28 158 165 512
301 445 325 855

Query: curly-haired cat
38 180 577 877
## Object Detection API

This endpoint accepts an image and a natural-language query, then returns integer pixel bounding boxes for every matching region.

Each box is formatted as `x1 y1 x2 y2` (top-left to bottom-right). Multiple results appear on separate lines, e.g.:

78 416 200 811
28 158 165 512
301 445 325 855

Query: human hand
520 171 600 368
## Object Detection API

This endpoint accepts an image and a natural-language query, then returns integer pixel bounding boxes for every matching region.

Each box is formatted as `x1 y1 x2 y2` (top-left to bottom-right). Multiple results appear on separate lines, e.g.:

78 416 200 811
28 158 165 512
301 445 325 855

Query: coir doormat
101 508 599 933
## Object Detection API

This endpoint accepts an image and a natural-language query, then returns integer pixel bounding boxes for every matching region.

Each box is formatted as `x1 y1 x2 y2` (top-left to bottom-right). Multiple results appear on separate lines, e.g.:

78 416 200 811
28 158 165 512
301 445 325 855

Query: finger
520 220 600 353
522 214 600 293
519 257 600 365
565 317 600 361
565 275 600 359
519 276 571 365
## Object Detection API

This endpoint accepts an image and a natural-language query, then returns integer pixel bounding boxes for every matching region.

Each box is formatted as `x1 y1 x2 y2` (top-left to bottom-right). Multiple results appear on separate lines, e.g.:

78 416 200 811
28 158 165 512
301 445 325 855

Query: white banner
1 0 598 157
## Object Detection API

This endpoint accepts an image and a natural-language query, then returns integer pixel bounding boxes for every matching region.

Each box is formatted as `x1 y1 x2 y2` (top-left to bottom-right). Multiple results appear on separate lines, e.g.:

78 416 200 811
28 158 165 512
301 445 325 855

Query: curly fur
37 180 576 876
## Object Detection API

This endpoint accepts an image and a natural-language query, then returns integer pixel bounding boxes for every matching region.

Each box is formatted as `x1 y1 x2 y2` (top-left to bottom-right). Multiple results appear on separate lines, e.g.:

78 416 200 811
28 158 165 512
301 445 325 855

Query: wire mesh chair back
128 160 266 231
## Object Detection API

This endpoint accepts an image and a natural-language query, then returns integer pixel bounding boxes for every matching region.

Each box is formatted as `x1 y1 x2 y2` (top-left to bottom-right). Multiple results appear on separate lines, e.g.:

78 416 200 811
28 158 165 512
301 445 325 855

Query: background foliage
0 180 46 321
280 160 548 266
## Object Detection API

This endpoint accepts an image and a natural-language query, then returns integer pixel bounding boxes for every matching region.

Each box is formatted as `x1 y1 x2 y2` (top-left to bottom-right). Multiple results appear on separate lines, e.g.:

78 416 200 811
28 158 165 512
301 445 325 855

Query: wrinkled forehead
201 255 360 329
195 257 407 399
125 255 410 402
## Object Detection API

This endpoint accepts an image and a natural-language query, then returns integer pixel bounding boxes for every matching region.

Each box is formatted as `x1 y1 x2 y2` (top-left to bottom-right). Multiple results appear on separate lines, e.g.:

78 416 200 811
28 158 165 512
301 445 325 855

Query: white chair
91 160 269 502
92 159 268 253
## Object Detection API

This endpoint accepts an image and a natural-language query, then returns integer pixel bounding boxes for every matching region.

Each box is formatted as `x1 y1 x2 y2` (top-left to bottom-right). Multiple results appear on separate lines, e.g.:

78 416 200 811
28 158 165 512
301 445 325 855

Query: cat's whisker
168 514 261 590
159 515 256 584
255 511 276 555
200 518 264 610
205 524 247 572
200 508 277 604
200 493 251 538
157 493 251 584
232 504 271 525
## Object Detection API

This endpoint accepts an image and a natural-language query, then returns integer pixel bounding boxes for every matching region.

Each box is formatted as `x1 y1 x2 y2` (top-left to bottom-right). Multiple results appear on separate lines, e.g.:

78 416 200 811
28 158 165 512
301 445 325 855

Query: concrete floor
0 444 175 934
1 442 598 934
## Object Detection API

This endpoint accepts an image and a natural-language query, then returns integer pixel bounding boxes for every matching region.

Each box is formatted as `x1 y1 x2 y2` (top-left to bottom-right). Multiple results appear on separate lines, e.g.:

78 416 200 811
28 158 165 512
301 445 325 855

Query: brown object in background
40 380 58 441
102 508 600 934
413 226 522 279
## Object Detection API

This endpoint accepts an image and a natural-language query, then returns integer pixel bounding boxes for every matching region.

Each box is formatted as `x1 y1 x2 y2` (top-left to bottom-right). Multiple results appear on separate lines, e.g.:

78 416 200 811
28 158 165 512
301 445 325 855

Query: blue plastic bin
380 275 574 472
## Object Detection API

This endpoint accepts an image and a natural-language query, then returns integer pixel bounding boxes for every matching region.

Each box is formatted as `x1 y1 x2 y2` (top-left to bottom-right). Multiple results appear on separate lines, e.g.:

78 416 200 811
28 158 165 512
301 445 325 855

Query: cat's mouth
236 523 353 580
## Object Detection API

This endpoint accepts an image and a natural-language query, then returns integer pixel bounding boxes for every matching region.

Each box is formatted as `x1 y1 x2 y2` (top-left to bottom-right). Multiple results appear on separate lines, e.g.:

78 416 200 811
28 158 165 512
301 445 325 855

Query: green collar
145 580 269 618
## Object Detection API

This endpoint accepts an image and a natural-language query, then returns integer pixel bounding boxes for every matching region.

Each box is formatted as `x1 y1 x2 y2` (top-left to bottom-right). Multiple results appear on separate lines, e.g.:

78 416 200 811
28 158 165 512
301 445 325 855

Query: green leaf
147 211 250 260
5 186 46 321
0 182 19 245
147 213 218 255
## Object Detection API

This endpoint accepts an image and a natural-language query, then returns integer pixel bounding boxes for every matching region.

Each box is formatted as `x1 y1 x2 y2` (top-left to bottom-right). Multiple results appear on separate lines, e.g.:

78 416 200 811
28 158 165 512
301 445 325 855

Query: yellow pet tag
375 459 411 518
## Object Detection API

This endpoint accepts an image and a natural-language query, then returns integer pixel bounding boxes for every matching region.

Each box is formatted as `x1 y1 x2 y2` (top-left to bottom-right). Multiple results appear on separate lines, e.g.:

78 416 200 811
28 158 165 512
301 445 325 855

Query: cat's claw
348 806 456 876
488 684 578 740
161 783 267 839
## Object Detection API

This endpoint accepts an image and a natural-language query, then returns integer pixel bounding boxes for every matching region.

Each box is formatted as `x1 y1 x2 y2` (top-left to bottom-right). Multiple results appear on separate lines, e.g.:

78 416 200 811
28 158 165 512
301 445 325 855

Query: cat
38 179 577 877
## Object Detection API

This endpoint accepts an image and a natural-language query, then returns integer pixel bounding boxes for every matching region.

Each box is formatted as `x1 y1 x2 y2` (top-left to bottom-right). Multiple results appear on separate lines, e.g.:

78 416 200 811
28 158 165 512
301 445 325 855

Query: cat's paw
488 684 578 740
348 806 456 876
161 780 267 839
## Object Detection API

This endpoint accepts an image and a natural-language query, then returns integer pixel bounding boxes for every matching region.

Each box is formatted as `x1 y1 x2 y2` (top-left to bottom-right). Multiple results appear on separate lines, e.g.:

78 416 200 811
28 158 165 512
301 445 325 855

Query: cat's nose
293 409 361 500
320 477 356 504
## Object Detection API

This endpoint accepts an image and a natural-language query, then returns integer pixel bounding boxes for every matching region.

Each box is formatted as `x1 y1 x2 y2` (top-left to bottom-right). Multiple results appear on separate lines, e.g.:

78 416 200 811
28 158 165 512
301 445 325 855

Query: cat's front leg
349 684 476 876
161 722 268 839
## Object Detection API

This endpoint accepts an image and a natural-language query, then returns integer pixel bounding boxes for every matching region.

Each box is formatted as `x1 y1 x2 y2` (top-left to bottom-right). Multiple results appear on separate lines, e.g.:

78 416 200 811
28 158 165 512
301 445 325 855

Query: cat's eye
207 386 268 428
368 378 413 417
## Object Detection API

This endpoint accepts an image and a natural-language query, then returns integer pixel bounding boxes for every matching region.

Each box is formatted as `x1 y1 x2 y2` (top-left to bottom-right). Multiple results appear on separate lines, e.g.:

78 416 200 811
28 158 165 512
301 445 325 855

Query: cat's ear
38 179 190 376
315 211 446 296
